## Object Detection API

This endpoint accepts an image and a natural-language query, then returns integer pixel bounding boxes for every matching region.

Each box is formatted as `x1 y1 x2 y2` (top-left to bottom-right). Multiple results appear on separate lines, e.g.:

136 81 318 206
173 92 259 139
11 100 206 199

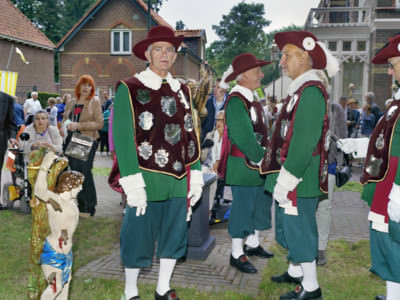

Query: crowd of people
1 26 400 300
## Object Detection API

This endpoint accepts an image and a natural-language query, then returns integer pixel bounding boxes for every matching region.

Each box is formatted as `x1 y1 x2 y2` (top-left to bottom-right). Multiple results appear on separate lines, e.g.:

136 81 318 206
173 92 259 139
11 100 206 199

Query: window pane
123 32 130 52
343 41 352 51
328 41 337 51
357 41 366 51
114 32 120 52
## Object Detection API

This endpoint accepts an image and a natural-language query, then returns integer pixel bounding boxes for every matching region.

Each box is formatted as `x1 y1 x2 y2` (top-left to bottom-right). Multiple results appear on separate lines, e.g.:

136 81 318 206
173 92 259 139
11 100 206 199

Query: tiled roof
57 0 172 49
175 29 205 38
0 0 55 49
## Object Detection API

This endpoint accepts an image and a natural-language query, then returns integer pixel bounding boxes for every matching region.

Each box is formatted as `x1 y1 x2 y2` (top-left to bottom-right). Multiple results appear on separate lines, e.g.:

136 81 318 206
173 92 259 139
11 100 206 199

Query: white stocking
245 230 260 248
300 260 319 292
156 258 176 295
124 268 140 298
288 261 303 278
231 238 244 259
387 280 400 300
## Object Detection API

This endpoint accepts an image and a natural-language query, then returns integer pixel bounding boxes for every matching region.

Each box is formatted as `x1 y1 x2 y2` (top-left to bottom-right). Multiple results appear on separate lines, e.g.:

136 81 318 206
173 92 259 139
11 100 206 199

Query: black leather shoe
155 289 179 300
280 285 322 300
229 254 257 273
271 271 302 284
376 296 386 300
128 296 141 300
243 244 274 258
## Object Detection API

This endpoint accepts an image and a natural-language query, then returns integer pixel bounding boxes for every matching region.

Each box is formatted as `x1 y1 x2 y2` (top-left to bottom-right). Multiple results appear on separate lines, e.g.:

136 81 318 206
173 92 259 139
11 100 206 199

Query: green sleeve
113 84 140 176
225 97 264 162
284 86 326 178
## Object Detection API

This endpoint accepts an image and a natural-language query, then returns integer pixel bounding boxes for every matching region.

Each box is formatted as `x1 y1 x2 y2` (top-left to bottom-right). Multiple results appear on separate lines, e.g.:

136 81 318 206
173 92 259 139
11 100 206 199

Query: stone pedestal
187 173 216 260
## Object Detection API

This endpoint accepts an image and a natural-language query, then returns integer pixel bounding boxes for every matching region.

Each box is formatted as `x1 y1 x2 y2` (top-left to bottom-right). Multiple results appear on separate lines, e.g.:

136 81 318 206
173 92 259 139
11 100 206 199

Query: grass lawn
0 180 386 299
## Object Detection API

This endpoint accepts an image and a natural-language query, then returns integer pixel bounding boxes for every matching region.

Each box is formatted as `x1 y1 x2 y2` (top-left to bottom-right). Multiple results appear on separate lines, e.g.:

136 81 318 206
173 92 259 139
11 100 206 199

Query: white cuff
190 170 204 186
389 183 400 205
119 173 146 194
277 166 302 191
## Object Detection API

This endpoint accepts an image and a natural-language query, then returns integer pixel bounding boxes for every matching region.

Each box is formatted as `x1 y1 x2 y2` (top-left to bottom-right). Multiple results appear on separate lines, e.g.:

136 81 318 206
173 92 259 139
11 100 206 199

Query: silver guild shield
139 111 154 130
138 141 153 160
250 106 258 124
164 124 181 145
365 155 383 177
184 113 194 132
155 149 169 168
161 96 177 117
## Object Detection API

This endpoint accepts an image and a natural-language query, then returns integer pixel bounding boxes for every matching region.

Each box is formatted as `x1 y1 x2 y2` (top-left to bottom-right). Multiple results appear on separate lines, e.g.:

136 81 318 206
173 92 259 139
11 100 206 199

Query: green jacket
265 85 326 197
225 92 265 186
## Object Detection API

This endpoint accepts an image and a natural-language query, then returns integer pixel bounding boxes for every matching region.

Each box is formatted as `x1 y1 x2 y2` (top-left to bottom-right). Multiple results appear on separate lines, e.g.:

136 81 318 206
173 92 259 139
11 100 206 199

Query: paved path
1 154 370 296
74 154 370 296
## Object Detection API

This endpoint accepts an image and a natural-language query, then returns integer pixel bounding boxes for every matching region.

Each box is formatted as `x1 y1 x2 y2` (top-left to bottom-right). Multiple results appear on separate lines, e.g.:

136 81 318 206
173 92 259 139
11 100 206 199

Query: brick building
56 0 209 99
0 0 56 100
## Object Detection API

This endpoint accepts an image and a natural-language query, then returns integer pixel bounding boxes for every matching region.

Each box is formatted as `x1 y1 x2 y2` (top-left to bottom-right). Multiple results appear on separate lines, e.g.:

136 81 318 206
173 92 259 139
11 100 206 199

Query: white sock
156 258 176 296
387 280 400 300
300 260 319 292
124 268 140 298
231 238 244 259
287 261 303 278
245 230 260 248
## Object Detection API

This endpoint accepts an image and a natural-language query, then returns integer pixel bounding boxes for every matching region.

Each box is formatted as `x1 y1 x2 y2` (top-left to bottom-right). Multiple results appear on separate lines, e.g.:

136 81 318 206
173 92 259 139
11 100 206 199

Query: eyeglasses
388 58 400 69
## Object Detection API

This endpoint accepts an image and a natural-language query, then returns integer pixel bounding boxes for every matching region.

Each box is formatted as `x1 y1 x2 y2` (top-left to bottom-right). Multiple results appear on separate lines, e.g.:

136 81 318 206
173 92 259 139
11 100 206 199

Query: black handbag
335 165 352 188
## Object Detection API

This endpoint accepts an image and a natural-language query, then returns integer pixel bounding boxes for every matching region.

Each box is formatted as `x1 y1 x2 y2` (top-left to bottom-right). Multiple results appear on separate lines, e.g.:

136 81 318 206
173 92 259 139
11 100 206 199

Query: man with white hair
365 91 382 125
24 91 42 125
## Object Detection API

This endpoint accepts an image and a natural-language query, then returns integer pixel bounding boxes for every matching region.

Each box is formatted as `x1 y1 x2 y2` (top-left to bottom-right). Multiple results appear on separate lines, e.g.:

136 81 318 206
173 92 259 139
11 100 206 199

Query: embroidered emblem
173 161 183 172
324 130 331 151
302 37 316 51
161 96 177 117
276 148 282 165
139 111 154 130
155 149 169 168
375 131 385 150
164 124 181 145
136 89 150 104
280 119 290 138
178 90 190 109
365 155 383 177
386 105 398 121
184 113 194 132
250 106 258 124
138 141 153 160
287 94 298 113
320 160 328 183
188 140 196 158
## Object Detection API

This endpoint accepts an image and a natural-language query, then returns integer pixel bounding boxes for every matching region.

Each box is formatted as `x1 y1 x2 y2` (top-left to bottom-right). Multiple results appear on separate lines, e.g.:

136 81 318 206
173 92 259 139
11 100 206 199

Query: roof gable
56 0 172 49
0 0 55 49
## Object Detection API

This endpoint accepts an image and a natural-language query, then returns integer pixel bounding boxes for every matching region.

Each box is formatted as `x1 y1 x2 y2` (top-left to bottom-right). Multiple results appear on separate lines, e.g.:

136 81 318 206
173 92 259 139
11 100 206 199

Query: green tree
175 20 186 30
62 0 98 35
206 2 270 77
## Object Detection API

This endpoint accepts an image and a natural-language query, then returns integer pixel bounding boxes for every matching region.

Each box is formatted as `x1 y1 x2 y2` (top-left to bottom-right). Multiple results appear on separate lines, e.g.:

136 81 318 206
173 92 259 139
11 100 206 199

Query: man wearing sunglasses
339 34 400 300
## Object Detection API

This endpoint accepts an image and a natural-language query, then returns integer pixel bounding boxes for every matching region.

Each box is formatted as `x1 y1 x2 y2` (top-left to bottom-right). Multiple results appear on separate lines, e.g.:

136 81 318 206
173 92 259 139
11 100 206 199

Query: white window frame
111 29 132 55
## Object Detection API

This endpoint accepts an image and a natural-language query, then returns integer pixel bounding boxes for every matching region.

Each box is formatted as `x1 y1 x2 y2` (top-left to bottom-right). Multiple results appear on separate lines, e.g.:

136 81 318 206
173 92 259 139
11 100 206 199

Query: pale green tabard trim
113 83 188 201
225 96 265 186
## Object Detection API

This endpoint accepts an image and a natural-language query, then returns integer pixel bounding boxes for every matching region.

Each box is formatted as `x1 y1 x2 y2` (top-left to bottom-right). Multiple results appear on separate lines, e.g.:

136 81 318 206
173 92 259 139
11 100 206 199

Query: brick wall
0 40 55 100
59 0 203 98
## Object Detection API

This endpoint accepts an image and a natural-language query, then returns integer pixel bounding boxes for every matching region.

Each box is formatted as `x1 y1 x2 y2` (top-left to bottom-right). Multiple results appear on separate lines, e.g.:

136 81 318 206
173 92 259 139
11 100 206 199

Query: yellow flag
15 47 29 64
0 70 18 96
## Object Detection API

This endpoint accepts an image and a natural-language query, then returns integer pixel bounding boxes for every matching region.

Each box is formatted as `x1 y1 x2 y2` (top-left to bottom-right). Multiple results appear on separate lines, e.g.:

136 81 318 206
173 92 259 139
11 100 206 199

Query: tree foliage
206 2 270 78
175 20 186 30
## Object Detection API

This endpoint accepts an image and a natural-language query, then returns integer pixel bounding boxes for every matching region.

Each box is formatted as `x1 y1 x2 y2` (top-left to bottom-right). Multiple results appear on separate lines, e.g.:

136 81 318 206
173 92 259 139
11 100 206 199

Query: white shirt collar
287 69 322 96
134 67 181 92
230 84 254 102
